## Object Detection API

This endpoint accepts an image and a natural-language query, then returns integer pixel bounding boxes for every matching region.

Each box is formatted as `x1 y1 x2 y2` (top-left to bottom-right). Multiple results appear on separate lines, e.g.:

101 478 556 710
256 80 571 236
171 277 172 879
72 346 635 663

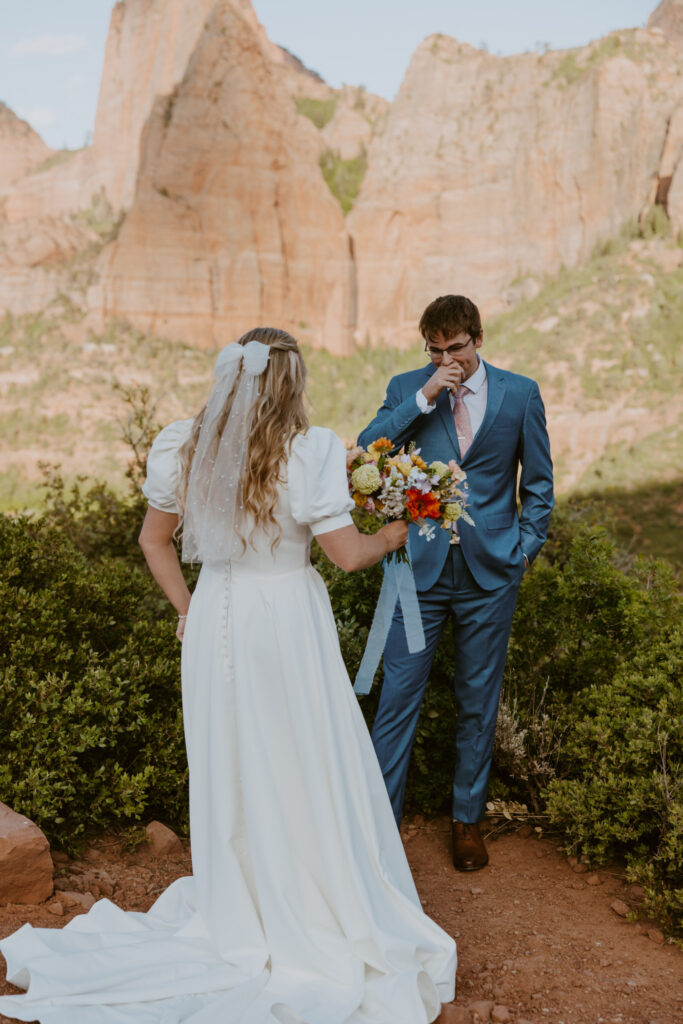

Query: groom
358 294 554 871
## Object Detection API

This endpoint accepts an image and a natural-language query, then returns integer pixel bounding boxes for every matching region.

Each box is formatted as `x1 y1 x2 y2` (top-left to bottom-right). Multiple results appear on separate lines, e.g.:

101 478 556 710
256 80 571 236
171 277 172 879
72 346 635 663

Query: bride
0 327 456 1024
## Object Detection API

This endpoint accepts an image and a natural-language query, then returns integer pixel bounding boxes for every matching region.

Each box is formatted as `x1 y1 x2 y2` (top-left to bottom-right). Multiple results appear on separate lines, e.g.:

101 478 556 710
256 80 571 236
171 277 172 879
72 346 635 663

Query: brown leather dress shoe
452 820 489 871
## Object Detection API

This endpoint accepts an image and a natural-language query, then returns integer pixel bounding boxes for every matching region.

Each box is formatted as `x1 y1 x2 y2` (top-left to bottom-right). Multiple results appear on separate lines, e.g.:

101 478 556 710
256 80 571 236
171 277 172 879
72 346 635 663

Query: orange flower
405 488 441 522
368 437 393 454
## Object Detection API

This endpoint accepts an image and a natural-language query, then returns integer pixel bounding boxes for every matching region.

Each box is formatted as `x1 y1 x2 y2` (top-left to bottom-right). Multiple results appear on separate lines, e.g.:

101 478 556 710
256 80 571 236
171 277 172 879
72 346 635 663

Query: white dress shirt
415 356 488 437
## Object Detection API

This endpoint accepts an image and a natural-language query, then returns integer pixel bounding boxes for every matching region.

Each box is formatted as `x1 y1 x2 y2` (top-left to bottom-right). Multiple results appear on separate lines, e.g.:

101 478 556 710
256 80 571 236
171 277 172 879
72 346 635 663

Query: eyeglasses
425 337 473 359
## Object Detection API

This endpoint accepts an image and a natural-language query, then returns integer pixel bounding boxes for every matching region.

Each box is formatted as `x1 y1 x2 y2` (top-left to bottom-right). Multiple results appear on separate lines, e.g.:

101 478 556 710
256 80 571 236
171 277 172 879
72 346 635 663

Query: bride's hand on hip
379 520 409 552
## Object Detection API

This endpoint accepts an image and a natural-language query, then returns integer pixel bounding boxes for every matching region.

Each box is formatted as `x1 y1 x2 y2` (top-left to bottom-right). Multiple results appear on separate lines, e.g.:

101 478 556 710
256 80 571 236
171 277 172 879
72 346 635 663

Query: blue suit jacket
357 360 554 592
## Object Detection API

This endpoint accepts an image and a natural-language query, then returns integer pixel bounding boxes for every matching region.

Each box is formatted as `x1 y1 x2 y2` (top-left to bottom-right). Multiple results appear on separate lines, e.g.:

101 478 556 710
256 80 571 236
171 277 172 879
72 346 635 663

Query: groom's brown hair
419 295 482 343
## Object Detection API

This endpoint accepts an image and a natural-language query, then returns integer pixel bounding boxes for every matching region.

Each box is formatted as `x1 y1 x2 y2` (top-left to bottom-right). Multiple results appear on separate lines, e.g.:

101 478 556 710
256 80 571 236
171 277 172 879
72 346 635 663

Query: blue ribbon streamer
354 557 426 696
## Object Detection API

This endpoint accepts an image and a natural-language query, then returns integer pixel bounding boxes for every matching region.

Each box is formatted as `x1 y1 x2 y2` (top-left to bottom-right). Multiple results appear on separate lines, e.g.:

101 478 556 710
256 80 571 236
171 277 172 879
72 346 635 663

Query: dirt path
1 818 681 1024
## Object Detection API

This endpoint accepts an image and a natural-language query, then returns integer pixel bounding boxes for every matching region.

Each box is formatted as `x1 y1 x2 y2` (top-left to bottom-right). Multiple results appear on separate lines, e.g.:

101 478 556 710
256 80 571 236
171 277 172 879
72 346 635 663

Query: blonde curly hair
176 327 309 548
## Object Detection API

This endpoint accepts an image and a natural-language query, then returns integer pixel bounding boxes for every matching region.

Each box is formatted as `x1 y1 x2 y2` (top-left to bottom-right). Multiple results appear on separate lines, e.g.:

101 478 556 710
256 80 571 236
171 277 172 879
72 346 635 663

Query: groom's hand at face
421 361 464 405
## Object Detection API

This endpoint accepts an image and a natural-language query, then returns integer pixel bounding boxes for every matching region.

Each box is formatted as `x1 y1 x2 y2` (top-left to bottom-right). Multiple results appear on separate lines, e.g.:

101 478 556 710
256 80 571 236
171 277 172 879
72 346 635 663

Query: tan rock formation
0 801 54 905
348 29 683 345
91 0 219 210
657 103 683 231
648 0 683 49
0 0 222 318
321 86 389 160
4 0 217 222
668 157 683 231
271 46 334 102
0 104 53 191
93 0 355 354
0 214 97 315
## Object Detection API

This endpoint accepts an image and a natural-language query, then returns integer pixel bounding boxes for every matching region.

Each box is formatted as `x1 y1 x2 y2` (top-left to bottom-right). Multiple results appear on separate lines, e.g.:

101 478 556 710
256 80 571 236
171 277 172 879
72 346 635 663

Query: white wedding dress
0 424 456 1024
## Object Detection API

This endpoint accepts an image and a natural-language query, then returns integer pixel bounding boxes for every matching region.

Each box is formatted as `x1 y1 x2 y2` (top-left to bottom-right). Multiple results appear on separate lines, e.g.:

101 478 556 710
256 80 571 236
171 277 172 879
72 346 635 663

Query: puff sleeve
288 427 355 536
141 418 194 513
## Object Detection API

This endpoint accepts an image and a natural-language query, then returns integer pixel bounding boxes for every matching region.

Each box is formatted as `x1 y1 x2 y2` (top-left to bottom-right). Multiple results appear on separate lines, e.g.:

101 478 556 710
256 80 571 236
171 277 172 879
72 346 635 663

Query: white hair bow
214 340 270 379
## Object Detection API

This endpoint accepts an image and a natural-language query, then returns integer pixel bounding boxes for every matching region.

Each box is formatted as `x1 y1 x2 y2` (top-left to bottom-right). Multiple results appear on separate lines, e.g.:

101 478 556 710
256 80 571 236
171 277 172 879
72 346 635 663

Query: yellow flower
410 453 427 471
385 457 412 477
351 464 382 495
429 460 450 479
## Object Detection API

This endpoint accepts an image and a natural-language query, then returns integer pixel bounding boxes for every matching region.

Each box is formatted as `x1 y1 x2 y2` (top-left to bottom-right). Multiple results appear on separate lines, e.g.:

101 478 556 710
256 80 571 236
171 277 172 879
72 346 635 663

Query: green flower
443 502 463 522
351 464 382 495
429 461 451 479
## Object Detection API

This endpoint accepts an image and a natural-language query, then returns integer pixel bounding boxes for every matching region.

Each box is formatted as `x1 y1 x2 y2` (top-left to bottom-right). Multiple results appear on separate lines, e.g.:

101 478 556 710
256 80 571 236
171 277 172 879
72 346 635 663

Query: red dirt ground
1 818 681 1024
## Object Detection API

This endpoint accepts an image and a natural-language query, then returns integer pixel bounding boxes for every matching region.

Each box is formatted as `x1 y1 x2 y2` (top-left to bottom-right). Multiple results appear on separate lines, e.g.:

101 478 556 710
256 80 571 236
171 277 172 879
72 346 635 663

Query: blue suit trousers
371 544 521 828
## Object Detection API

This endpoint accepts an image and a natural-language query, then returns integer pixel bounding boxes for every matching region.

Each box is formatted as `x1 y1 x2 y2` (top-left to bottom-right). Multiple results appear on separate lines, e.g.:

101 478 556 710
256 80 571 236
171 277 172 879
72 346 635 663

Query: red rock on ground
0 802 53 905
145 821 184 857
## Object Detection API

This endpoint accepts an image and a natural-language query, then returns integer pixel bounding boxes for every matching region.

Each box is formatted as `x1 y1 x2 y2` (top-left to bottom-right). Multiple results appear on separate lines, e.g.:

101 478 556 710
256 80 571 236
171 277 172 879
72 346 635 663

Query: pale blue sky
0 0 657 150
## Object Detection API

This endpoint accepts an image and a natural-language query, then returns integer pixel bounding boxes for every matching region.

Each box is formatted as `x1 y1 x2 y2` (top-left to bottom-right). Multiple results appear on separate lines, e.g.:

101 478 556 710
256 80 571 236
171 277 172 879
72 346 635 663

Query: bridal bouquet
347 437 474 695
346 437 474 554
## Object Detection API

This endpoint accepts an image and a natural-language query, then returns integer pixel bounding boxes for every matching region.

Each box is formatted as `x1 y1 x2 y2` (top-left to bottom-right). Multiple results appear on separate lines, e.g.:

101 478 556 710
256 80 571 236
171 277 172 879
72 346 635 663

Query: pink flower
345 445 364 468
448 459 467 484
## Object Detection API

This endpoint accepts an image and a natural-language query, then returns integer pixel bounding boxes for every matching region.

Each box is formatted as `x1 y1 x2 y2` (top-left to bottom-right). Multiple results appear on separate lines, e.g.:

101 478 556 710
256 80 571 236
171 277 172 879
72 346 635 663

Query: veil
181 340 270 564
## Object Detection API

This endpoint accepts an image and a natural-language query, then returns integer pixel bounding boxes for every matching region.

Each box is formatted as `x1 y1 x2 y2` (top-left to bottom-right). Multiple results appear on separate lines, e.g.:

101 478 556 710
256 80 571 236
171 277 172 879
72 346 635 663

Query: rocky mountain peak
0 102 53 191
648 0 683 48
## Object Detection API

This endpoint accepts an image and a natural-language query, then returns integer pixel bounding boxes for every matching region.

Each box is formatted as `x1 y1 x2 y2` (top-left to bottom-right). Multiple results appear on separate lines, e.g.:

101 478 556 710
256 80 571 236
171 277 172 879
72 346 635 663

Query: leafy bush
544 628 682 935
0 516 188 851
294 96 337 130
319 147 367 215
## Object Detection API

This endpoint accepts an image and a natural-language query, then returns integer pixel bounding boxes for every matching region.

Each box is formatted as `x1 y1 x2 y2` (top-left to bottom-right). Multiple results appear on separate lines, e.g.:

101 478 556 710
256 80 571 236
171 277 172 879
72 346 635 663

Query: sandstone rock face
321 86 390 160
668 157 683 231
0 213 97 315
93 0 355 353
91 0 218 210
0 0 223 317
649 0 683 49
0 104 53 191
661 103 683 232
348 30 683 345
1 148 97 225
0 801 54 904
2 0 217 227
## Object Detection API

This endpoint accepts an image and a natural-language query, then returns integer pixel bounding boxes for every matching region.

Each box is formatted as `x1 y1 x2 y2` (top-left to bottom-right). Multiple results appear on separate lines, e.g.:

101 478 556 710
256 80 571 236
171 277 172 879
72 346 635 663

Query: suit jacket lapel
462 361 505 463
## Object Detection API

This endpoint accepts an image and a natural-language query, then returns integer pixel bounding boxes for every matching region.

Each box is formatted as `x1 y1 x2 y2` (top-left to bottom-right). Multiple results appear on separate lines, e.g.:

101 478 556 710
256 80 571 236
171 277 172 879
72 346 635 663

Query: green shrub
319 147 367 215
544 629 682 936
294 96 337 130
0 515 188 851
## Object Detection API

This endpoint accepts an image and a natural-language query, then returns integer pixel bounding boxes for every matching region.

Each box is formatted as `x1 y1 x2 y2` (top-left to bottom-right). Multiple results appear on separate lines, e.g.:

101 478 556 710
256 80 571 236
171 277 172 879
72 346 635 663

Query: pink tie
453 384 473 458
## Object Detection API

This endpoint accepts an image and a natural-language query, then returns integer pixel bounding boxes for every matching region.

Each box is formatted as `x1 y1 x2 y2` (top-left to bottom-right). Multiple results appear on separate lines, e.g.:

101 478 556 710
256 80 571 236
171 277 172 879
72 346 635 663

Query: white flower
418 522 437 542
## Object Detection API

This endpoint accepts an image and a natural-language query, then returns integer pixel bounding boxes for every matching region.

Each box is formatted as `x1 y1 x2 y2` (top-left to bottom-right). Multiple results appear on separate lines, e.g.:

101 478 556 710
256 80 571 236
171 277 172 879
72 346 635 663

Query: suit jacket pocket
485 512 514 530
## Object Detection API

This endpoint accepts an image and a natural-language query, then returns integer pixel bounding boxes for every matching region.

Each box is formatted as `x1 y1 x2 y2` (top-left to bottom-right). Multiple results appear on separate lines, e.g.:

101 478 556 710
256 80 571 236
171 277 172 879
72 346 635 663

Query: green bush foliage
294 96 337 130
0 515 188 851
319 147 367 215
1 486 680 934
